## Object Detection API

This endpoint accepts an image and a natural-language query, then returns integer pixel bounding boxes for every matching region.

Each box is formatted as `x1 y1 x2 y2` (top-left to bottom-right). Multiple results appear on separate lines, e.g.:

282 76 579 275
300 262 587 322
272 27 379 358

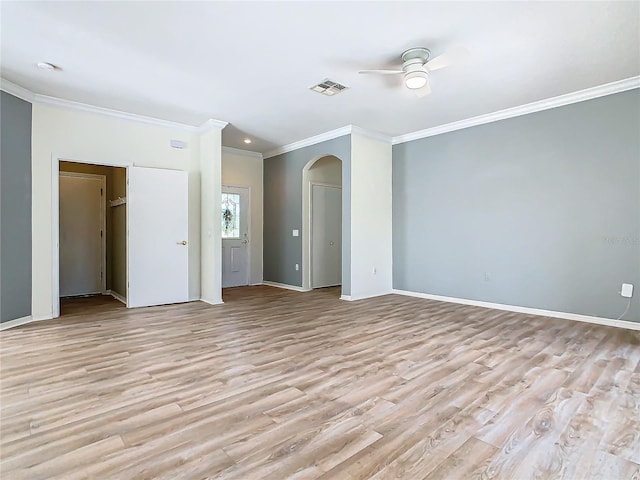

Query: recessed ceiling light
243 138 252 144
37 62 57 71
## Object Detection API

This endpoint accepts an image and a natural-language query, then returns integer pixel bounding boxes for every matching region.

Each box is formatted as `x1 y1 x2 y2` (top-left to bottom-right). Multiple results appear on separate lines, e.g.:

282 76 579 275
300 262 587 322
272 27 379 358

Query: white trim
196 118 229 133
349 291 393 301
264 126 352 158
340 295 352 301
392 289 640 331
1 78 228 132
6 76 637 149
1 315 33 330
350 125 392 144
0 314 53 331
51 156 60 318
1 79 35 102
200 298 224 306
264 125 392 159
36 94 199 131
262 281 311 292
222 146 263 159
392 76 640 145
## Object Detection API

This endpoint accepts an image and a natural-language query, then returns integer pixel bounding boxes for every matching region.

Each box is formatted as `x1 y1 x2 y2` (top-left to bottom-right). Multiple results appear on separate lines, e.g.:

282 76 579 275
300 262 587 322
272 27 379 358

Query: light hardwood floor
1 286 639 479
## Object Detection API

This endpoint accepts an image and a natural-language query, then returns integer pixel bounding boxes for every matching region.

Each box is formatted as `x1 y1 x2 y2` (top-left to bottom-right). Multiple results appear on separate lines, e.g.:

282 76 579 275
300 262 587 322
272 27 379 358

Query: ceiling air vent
310 79 349 96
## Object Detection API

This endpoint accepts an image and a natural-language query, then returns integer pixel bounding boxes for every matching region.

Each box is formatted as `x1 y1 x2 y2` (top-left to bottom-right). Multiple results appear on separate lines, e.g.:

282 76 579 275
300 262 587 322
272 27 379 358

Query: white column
199 120 227 304
350 130 393 300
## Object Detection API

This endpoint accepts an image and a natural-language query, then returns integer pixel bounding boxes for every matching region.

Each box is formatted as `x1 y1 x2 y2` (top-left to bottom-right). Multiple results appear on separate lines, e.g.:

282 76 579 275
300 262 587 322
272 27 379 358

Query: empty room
1 1 639 479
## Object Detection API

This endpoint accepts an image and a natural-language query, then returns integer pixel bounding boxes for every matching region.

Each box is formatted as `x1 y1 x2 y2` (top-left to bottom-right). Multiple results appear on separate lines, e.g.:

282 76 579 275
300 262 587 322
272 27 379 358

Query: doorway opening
58 161 127 315
302 155 343 296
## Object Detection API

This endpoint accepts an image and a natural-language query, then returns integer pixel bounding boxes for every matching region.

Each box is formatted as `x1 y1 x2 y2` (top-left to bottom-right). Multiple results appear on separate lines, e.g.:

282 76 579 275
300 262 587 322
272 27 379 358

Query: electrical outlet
372 267 377 275
621 283 633 298
484 272 492 282
295 264 299 271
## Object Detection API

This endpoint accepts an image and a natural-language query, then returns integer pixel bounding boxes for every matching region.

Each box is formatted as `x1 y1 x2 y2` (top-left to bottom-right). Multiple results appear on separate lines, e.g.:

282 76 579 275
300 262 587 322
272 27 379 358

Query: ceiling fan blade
425 46 470 71
415 81 432 98
358 69 404 75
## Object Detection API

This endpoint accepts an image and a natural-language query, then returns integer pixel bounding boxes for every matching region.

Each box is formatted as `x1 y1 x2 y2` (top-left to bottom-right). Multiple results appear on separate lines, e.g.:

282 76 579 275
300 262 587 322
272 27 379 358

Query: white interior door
311 184 342 288
59 173 106 297
222 186 249 288
128 166 189 307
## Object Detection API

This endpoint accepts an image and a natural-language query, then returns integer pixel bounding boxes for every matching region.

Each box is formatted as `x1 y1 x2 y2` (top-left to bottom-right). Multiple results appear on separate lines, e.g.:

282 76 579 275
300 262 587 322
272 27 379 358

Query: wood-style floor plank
1 286 639 479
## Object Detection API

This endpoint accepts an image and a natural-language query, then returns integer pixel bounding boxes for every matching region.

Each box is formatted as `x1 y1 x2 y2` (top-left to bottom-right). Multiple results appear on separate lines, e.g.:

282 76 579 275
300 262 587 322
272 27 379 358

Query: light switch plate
621 283 633 298
292 229 299 237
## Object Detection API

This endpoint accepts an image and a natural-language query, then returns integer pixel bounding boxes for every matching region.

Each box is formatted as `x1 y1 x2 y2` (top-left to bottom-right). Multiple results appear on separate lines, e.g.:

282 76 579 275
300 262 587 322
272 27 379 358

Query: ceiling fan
359 46 469 97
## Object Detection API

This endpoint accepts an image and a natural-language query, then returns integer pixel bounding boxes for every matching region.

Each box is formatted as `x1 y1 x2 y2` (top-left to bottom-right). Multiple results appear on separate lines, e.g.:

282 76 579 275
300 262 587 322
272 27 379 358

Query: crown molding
264 125 352 159
1 77 228 133
264 125 391 159
35 94 216 133
222 146 263 159
196 118 229 133
1 78 35 102
350 125 392 144
392 76 640 145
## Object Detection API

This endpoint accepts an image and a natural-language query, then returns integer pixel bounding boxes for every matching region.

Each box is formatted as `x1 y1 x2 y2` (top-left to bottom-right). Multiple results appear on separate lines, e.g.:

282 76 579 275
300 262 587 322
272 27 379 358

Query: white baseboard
262 281 311 292
1 314 53 331
347 291 393 301
200 298 224 306
392 289 640 331
340 295 352 301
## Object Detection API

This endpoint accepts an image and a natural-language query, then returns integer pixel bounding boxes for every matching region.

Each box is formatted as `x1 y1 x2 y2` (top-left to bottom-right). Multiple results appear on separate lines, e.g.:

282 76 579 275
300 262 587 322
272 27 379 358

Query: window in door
221 193 241 238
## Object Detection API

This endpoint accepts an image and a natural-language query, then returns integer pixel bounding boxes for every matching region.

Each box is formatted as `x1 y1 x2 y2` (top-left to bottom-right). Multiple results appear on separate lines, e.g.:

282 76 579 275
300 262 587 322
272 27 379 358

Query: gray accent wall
264 135 351 293
393 89 640 321
1 92 32 323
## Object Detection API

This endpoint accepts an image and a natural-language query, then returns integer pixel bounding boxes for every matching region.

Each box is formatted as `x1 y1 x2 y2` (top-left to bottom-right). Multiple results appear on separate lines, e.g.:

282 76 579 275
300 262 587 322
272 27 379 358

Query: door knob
177 240 188 245
242 239 249 244
329 241 334 246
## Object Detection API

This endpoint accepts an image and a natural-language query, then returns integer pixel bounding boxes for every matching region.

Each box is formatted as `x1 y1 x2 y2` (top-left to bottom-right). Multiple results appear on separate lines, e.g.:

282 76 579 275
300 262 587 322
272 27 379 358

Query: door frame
51 154 132 317
58 171 107 296
221 184 251 287
310 182 342 289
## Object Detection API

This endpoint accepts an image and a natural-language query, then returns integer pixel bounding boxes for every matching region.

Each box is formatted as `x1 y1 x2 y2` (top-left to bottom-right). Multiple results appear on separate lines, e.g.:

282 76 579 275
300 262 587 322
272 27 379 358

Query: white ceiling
2 1 639 153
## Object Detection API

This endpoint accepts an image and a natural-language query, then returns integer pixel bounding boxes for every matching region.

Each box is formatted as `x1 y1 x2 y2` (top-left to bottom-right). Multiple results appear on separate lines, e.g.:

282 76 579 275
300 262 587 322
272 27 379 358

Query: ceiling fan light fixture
404 71 428 90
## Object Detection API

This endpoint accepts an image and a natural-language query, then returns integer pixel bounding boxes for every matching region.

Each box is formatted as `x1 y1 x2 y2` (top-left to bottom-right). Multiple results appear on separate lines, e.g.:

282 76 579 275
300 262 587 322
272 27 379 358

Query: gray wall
1 92 32 322
393 89 640 322
264 136 351 292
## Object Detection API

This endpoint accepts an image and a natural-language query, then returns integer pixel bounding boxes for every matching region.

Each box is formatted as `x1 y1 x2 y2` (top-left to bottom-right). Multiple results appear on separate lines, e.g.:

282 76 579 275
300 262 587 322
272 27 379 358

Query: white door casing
59 172 106 297
128 166 189 307
311 184 342 288
222 185 250 288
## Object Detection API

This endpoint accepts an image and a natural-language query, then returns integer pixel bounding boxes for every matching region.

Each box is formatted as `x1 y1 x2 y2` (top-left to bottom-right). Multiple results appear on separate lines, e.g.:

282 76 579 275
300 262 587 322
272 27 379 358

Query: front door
222 186 250 288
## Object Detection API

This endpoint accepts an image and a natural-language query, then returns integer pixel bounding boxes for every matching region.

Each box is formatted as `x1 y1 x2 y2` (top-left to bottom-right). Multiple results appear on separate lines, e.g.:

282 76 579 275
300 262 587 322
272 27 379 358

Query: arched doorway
302 155 343 294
